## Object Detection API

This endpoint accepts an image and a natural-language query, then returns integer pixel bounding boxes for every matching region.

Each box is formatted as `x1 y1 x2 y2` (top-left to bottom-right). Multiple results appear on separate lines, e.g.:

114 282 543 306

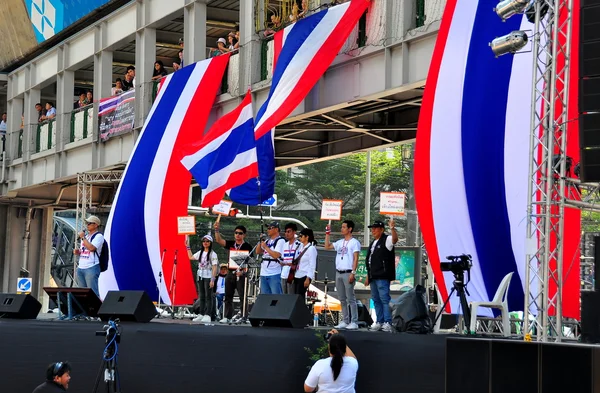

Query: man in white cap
73 215 103 296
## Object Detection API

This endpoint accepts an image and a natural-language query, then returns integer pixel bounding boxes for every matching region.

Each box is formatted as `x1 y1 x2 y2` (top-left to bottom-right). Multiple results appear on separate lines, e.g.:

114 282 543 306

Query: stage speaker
580 77 600 113
582 291 600 343
446 338 490 393
249 294 310 328
0 293 41 319
98 291 156 323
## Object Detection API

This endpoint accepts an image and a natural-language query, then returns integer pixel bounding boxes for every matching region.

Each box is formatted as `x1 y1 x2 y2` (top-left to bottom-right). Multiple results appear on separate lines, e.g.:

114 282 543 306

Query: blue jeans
76 264 100 296
370 279 392 323
216 293 224 316
260 274 282 294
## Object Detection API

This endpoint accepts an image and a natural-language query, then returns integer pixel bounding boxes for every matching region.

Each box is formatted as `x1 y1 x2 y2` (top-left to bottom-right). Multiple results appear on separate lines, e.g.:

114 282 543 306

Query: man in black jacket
32 362 72 392
365 219 398 332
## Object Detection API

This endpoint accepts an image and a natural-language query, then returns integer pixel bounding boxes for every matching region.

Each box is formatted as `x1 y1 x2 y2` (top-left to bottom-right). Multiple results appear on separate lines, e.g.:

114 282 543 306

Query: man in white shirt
257 221 285 294
73 215 104 296
280 223 302 294
325 220 361 330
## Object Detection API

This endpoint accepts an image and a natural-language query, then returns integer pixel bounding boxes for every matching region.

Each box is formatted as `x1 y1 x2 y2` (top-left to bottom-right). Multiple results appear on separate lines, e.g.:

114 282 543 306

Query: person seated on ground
74 93 86 110
111 79 124 96
304 330 358 393
186 234 218 323
152 60 168 80
32 361 72 392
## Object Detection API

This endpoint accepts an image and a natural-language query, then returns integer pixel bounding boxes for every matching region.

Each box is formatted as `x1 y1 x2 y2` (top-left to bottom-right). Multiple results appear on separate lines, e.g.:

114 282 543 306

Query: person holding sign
214 223 253 323
294 228 318 301
257 222 285 294
365 219 398 333
324 220 361 330
186 234 218 323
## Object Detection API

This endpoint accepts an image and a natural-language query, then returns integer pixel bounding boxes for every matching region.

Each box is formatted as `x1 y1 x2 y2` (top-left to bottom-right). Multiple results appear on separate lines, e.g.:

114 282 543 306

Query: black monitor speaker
0 293 41 319
98 291 156 323
249 294 310 328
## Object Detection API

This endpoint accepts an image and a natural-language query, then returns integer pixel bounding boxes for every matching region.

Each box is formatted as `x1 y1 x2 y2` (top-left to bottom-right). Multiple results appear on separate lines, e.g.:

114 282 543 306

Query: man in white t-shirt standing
257 221 285 294
73 215 104 296
280 223 302 294
325 220 361 330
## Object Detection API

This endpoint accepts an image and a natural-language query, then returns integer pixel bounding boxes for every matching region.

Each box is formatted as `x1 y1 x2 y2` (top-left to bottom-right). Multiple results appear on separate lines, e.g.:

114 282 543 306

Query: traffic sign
259 194 278 207
17 277 32 293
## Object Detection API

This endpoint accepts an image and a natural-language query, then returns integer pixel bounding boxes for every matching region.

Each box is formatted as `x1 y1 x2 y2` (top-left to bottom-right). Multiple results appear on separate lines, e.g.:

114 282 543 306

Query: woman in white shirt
294 228 318 301
304 330 358 393
186 234 218 323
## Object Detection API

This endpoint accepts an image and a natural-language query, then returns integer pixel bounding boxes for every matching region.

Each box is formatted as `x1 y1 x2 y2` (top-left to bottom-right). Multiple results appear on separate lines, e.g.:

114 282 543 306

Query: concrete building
0 0 444 304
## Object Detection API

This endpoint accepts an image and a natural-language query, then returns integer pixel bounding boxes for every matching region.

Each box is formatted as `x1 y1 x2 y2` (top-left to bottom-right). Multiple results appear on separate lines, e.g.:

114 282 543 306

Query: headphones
53 362 63 376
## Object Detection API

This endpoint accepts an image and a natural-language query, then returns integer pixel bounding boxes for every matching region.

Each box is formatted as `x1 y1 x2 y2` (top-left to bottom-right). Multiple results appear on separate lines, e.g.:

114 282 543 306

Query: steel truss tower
524 0 574 342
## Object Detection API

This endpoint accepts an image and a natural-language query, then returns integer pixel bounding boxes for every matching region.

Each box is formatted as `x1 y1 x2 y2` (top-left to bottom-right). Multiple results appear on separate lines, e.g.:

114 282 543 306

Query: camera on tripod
95 318 121 344
440 254 472 275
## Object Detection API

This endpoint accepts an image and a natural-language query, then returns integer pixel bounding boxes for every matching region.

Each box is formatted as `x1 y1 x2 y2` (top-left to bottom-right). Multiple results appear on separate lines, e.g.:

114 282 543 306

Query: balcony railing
70 105 93 143
36 119 56 153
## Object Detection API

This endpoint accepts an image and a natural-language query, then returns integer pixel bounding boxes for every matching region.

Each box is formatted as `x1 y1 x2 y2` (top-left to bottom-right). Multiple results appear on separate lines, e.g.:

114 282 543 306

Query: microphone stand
157 249 166 317
169 250 178 318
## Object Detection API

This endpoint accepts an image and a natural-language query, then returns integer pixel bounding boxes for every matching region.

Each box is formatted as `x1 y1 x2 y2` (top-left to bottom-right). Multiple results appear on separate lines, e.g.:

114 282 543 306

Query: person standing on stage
257 221 285 294
294 228 317 301
365 219 398 332
73 215 103 296
324 220 361 330
214 223 252 323
280 223 302 294
186 234 218 323
32 362 72 392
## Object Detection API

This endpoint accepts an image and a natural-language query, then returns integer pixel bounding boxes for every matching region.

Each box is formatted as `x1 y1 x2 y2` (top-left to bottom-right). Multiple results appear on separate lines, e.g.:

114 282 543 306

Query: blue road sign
17 278 32 293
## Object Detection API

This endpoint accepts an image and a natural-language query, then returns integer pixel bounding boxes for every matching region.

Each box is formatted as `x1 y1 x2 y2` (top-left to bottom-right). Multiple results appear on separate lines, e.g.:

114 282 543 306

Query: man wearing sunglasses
73 215 103 296
214 222 252 323
32 361 71 392
257 221 285 294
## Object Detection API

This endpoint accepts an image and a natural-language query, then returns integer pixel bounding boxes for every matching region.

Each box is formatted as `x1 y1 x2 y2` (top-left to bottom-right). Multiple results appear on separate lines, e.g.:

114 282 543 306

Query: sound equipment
446 338 600 393
0 293 41 319
579 2 600 181
98 291 156 323
249 294 310 328
43 287 102 318
582 291 600 343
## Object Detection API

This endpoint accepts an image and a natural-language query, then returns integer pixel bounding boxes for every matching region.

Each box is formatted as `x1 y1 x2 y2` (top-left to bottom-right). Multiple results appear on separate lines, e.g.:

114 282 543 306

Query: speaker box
0 293 41 319
249 294 310 328
582 291 600 343
580 77 600 113
579 148 600 182
98 291 156 323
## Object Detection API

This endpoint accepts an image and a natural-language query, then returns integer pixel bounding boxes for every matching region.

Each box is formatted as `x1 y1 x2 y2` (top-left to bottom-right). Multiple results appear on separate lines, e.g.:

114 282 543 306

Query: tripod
93 320 121 393
433 271 471 332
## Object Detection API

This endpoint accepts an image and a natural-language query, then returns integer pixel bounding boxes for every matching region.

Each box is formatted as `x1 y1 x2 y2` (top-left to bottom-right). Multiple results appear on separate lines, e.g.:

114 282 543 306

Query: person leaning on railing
304 330 358 393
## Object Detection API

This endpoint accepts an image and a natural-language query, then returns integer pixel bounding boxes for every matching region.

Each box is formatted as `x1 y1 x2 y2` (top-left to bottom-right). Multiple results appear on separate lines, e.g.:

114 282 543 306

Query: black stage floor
0 318 447 393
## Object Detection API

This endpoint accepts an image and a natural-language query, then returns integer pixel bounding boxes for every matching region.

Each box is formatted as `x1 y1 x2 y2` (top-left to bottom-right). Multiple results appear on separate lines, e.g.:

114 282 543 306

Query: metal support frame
524 0 573 342
74 171 123 276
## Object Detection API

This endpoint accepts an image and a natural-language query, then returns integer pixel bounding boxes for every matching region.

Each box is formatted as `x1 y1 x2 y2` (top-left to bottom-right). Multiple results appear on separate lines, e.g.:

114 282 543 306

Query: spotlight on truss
495 0 531 20
490 30 528 57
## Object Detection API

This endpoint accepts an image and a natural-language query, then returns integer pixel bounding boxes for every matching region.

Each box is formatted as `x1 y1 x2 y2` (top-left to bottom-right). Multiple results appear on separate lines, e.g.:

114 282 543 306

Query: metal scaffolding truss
524 0 573 342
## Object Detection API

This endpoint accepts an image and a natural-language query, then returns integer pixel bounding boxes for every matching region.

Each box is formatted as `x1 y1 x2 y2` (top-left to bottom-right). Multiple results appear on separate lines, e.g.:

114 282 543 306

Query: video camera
95 318 121 345
440 254 472 275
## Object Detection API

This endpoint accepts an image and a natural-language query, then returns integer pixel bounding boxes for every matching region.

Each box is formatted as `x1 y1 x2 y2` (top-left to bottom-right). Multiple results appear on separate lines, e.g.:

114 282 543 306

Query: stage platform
0 316 447 393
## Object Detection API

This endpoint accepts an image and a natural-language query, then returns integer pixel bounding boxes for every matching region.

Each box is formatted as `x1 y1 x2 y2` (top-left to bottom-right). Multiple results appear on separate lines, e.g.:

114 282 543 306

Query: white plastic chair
469 272 513 336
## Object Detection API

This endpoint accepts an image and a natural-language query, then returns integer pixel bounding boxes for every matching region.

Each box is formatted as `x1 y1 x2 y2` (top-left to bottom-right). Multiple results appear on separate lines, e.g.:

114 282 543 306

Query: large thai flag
99 55 230 305
414 0 581 318
181 91 258 207
229 0 370 205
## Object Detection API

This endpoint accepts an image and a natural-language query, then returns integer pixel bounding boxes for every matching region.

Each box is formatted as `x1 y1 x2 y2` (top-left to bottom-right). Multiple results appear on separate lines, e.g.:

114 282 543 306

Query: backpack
90 232 110 272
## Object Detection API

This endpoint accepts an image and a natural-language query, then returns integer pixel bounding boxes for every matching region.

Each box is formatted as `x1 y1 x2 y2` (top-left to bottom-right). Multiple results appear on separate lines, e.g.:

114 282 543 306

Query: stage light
490 30 528 57
495 0 530 21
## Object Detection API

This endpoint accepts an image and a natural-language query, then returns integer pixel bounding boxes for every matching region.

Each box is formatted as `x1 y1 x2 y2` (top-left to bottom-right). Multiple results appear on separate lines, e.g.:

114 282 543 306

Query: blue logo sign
25 0 112 43
17 278 32 293
259 194 278 207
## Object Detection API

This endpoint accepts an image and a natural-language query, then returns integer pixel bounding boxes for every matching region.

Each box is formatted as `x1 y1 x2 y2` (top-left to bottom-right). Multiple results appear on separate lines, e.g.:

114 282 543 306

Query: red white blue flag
229 0 370 205
181 91 258 208
99 54 230 305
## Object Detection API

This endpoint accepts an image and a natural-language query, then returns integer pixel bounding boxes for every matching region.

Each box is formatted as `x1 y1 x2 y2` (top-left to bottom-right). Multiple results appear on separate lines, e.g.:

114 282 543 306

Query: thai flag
99 55 230 305
180 92 258 208
229 0 370 205
414 0 581 318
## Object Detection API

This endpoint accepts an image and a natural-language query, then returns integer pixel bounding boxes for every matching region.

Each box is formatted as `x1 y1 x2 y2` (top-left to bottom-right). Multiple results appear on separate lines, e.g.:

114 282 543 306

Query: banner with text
99 90 136 142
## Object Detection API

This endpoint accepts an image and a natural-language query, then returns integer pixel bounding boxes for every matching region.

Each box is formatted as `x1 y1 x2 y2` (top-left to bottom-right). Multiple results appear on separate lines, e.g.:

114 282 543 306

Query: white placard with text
212 200 233 215
177 216 196 235
320 199 343 221
380 192 406 216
